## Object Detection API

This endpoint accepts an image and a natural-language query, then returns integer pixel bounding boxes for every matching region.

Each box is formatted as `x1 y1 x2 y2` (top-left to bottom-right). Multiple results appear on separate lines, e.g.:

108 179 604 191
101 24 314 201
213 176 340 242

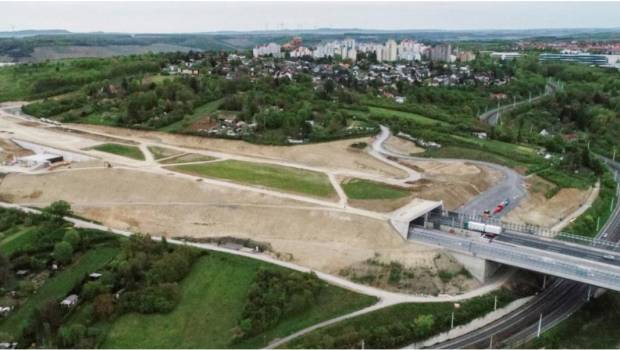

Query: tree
42 200 72 221
63 229 81 250
413 314 435 337
0 253 10 288
53 241 73 264
93 293 115 320
57 323 87 348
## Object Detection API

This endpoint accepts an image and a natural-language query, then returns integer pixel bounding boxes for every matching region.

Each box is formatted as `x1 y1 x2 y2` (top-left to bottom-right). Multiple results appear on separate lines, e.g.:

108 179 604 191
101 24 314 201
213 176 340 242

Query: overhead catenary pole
451 311 455 329
494 295 498 311
537 313 543 338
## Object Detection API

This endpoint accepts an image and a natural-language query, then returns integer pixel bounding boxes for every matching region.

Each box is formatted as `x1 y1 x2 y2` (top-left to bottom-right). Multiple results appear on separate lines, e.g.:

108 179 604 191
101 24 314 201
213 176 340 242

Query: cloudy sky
1 1 620 33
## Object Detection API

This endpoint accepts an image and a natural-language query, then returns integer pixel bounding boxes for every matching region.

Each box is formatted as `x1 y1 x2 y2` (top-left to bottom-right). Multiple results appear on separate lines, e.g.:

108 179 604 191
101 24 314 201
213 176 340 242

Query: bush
120 283 180 314
236 269 324 338
53 241 74 264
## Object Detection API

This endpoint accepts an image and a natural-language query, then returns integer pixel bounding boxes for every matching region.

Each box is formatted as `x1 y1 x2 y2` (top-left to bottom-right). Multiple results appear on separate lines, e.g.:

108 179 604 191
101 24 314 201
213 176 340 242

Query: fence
428 210 617 250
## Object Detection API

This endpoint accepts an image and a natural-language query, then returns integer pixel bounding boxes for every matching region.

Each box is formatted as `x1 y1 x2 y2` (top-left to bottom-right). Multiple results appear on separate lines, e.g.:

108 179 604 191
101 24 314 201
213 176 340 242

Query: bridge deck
409 227 620 291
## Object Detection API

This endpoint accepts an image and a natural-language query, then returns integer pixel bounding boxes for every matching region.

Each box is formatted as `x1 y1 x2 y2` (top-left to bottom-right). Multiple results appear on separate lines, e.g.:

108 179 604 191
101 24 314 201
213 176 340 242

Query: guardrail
430 211 618 250
410 228 620 291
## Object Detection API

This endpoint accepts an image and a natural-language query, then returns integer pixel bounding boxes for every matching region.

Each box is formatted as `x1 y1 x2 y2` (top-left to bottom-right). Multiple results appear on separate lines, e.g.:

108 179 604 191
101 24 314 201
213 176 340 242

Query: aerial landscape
1 1 620 349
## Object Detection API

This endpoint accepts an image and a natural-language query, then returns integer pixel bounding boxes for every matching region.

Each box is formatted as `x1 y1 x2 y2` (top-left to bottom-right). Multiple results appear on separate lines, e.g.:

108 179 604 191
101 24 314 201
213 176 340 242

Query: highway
409 227 620 291
428 158 620 348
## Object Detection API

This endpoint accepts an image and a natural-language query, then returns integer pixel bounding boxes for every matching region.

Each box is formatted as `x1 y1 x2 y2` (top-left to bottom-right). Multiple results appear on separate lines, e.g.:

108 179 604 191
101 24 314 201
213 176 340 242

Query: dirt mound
0 137 32 162
384 136 425 155
398 160 502 210
505 175 594 228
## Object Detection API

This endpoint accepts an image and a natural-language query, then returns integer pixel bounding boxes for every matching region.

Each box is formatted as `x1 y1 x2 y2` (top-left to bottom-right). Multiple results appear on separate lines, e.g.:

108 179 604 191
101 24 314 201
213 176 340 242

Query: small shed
60 294 79 308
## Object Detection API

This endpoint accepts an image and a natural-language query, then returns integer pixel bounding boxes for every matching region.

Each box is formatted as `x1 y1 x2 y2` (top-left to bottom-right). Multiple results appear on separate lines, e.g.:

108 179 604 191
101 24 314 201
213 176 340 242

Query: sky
1 1 620 33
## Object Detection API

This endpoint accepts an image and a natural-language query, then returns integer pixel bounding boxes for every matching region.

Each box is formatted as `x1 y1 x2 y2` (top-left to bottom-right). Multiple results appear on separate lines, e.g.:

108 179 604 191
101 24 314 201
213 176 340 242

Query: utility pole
361 339 365 350
489 335 493 349
494 295 498 311
537 313 543 338
451 311 455 329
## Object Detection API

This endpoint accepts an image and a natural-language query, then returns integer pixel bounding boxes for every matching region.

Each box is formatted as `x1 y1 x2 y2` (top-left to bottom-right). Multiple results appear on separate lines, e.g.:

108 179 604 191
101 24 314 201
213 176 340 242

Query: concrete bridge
406 221 620 291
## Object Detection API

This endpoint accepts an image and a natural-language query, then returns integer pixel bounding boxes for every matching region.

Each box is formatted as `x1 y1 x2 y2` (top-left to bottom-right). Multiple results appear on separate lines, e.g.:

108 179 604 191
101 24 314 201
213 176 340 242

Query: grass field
159 98 222 133
91 143 145 160
159 153 216 164
0 246 120 336
0 226 38 256
422 146 518 167
168 160 336 198
345 106 447 126
525 292 620 349
284 288 516 349
103 252 376 348
342 178 410 200
147 146 183 160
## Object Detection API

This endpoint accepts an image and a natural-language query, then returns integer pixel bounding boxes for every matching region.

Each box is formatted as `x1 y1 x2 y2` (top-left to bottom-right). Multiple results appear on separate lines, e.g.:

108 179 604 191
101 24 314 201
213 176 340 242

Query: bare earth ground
0 169 452 282
384 136 425 155
0 138 32 162
504 175 593 227
347 195 416 213
398 159 503 210
65 124 407 178
339 252 479 295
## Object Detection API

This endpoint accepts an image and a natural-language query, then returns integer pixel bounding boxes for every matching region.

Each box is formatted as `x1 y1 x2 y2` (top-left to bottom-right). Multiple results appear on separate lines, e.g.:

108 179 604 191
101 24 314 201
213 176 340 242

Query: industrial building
539 51 608 66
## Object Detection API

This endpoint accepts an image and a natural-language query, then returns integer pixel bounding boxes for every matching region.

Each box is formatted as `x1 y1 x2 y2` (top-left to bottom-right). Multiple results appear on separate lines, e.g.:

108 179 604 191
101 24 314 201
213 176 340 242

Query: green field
159 153 216 164
0 246 120 336
345 106 447 126
91 143 145 160
168 160 336 198
159 98 222 132
0 226 38 256
284 288 516 349
0 57 163 102
103 253 376 348
342 178 410 200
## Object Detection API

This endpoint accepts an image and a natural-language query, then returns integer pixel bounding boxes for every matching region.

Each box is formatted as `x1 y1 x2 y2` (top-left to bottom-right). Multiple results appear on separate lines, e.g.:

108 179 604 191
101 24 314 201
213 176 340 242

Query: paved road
372 125 527 217
429 158 620 348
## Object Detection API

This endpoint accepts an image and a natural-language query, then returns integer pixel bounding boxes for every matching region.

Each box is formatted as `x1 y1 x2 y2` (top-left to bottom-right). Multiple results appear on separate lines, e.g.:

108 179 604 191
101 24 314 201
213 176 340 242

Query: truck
466 221 503 238
492 199 511 215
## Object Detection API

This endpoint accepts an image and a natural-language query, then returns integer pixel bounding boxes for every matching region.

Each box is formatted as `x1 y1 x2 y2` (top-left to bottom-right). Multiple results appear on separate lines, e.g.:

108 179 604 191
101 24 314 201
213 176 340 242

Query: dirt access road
0 103 489 292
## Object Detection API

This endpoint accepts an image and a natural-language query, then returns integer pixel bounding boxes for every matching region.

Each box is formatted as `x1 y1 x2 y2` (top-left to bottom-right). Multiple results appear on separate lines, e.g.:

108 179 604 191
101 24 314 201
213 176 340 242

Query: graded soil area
65 124 408 178
0 169 454 286
504 175 596 228
398 159 503 210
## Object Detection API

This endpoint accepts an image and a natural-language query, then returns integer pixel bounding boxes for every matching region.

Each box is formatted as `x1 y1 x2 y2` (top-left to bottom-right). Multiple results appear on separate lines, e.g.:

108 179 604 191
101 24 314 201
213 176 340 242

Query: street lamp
451 303 461 329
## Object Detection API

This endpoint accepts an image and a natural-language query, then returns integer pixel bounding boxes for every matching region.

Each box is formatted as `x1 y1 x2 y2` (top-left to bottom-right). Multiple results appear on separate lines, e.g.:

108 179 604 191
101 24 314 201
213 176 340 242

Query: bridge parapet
430 211 618 251
410 227 620 291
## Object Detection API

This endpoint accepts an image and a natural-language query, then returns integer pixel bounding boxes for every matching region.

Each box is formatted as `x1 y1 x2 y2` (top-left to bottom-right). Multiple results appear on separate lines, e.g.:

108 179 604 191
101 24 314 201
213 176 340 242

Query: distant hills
1 27 619 62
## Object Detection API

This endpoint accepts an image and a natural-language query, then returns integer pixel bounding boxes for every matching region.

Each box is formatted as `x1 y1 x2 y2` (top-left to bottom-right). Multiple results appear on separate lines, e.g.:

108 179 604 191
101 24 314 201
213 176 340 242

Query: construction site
0 101 595 295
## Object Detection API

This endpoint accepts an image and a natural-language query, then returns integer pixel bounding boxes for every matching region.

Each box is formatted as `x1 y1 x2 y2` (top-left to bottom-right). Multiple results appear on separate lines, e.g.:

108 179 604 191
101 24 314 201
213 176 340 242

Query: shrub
53 241 74 264
120 283 180 314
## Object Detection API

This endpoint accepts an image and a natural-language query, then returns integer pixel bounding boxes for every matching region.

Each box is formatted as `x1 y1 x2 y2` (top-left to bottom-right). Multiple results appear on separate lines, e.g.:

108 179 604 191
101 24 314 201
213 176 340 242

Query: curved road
372 125 527 217
428 147 620 346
